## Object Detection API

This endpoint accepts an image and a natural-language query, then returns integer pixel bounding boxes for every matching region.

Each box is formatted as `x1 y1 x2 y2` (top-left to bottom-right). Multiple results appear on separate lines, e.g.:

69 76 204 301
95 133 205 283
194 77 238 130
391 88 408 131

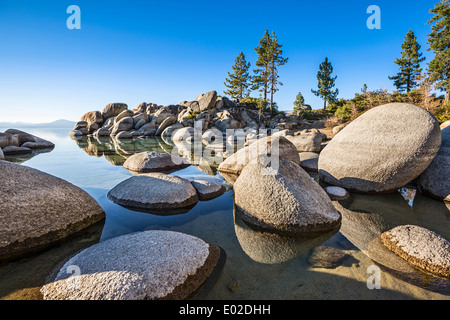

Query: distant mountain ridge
0 119 76 129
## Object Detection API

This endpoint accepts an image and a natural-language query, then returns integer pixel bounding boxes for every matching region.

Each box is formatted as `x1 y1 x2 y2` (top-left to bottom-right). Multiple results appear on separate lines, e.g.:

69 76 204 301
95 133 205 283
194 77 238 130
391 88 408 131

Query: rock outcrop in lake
318 103 442 194
107 173 199 213
0 129 54 160
380 225 450 279
233 158 342 235
123 151 189 174
0 161 105 262
70 90 332 141
41 230 225 300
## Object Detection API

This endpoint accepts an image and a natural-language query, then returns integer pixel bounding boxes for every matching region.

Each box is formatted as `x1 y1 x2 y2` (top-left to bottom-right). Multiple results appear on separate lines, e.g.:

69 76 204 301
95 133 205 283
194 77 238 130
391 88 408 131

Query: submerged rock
41 230 224 300
233 158 341 235
107 173 199 212
307 246 349 269
0 161 105 262
380 225 450 279
318 103 441 194
418 126 450 202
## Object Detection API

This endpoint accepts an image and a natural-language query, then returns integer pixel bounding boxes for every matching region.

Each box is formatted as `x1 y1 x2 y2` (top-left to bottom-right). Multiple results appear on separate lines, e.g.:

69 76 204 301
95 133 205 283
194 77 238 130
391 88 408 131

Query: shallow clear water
1 127 449 300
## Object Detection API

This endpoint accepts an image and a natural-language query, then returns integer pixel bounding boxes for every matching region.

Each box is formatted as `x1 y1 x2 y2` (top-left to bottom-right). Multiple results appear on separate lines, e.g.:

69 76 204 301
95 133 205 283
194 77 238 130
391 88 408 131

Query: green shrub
185 110 200 120
298 110 322 120
334 101 353 122
433 102 450 123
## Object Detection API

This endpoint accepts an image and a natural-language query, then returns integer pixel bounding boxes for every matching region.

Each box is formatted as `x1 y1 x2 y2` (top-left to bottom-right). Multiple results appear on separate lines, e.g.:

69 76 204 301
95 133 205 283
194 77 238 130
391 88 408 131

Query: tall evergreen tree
252 30 272 102
267 31 288 117
311 57 339 109
389 30 426 93
293 92 305 111
224 51 253 100
427 0 450 102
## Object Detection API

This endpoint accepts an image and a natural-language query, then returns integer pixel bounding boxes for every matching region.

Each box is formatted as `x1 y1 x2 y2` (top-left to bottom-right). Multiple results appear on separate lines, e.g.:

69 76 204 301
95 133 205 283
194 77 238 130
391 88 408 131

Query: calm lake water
1 127 449 300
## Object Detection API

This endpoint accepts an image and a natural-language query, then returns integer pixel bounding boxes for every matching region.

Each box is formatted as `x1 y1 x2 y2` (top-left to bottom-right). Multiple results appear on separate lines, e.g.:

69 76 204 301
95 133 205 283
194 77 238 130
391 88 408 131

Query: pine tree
224 51 253 100
427 0 450 102
389 30 426 93
293 92 305 111
252 30 272 103
361 84 368 93
267 31 288 117
311 57 339 109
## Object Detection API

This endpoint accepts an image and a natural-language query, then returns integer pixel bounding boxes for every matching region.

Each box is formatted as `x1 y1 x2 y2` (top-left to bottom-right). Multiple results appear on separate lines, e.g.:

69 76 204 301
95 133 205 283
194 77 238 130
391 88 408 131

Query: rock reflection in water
72 135 222 176
3 147 55 164
234 206 339 264
335 192 450 294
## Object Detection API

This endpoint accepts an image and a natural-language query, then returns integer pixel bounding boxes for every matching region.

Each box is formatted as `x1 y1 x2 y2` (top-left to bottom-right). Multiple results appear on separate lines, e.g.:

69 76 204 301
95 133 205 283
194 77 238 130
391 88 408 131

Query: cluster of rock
1 157 226 300
0 129 54 160
318 103 449 201
70 90 326 141
216 135 341 236
107 151 227 213
316 103 450 283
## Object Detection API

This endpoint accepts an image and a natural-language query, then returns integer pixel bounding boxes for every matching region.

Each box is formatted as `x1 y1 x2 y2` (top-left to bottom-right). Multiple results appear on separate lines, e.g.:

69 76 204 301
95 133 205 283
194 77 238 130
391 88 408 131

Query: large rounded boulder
218 136 300 179
107 173 199 212
233 158 341 235
123 151 189 174
318 103 441 194
418 126 450 201
0 161 105 261
41 230 224 300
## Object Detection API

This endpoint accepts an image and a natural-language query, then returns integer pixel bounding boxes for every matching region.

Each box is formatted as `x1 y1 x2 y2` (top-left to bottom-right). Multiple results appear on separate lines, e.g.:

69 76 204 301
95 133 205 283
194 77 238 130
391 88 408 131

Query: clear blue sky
0 0 440 122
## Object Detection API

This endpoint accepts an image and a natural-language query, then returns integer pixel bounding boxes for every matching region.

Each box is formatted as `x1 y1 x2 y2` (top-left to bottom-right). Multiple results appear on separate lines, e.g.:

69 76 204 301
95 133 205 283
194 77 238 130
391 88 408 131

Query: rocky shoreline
70 90 330 140
0 129 55 161
1 98 449 300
